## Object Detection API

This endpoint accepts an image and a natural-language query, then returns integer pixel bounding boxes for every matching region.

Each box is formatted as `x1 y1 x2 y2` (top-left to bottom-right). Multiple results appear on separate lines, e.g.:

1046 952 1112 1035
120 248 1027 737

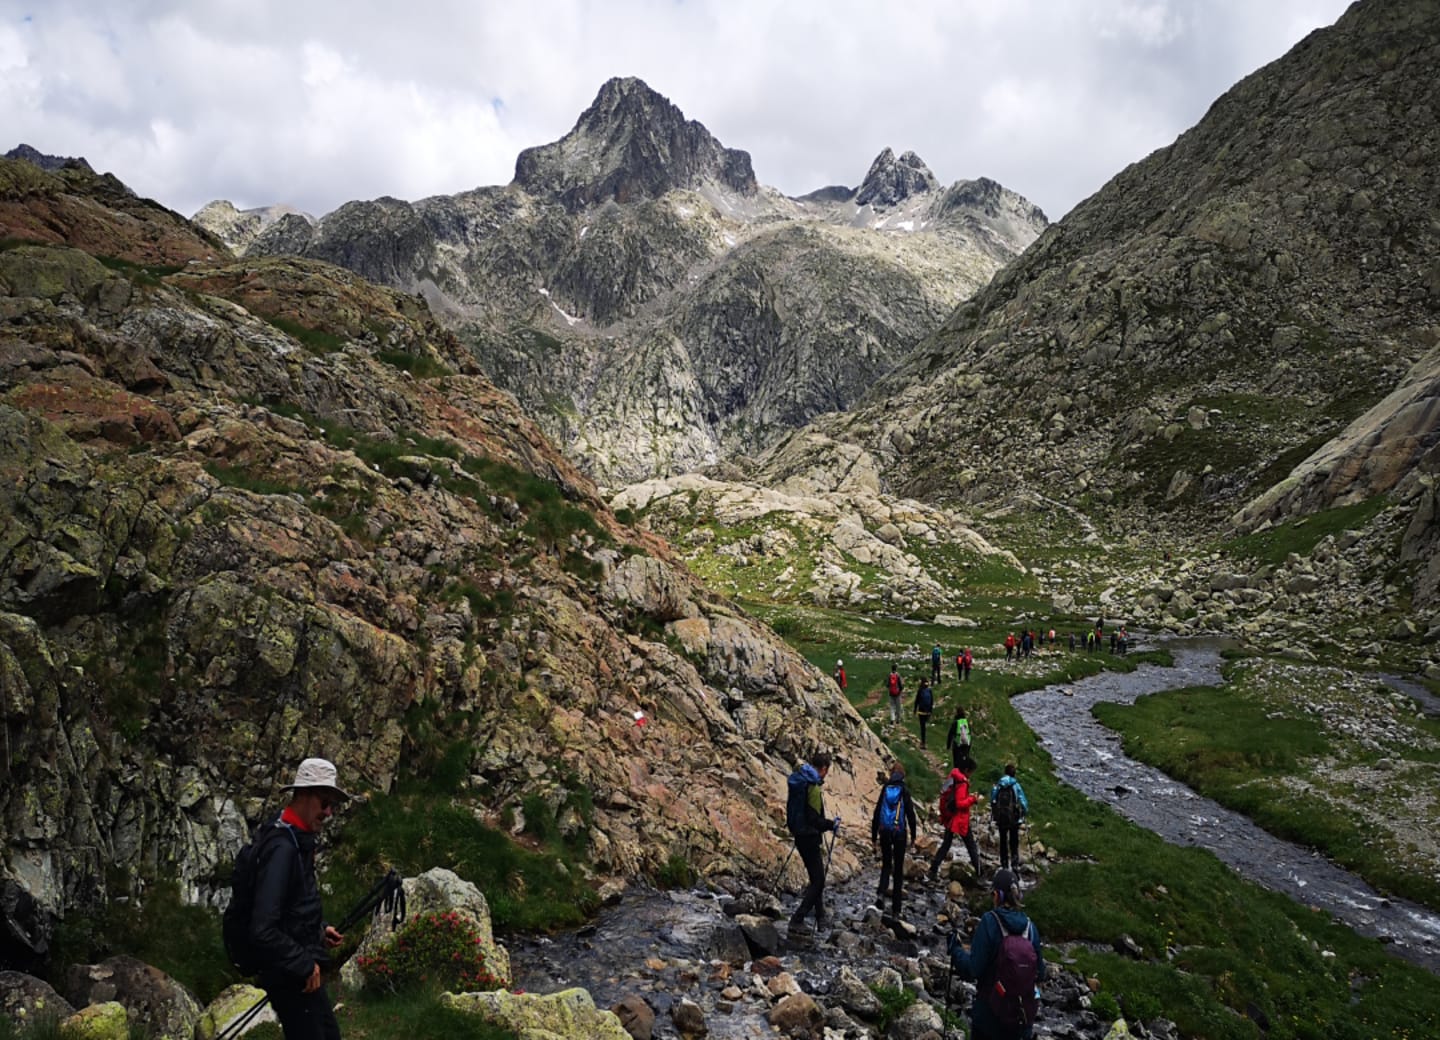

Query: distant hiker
931 642 943 683
962 647 973 681
1117 628 1128 655
833 659 847 690
955 651 965 682
1109 630 1118 654
1004 633 1016 661
1020 631 1032 659
946 706 973 769
886 665 904 724
250 758 350 1040
930 760 981 878
914 679 935 747
1068 632 1076 652
1047 628 1056 646
991 763 1031 871
947 868 1045 1040
871 762 918 918
786 752 840 931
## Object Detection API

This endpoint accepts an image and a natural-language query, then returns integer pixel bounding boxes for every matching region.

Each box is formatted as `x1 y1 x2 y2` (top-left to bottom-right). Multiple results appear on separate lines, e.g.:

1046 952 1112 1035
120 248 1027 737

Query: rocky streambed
1013 640 1440 975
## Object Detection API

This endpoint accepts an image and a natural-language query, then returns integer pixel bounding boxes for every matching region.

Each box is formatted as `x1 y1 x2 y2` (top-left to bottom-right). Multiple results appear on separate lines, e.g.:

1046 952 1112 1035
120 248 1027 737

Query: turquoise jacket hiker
991 774 1030 818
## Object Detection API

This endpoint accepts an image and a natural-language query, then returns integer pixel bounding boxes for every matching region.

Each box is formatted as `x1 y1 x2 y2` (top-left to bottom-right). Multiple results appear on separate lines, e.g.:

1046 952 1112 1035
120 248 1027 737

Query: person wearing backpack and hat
991 763 1031 871
251 758 351 1040
870 762 918 918
929 759 982 879
786 752 840 932
832 659 847 691
947 868 1045 1040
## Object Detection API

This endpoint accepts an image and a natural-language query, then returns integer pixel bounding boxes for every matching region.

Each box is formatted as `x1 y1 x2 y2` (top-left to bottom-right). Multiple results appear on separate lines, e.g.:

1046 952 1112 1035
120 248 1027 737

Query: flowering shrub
356 910 504 993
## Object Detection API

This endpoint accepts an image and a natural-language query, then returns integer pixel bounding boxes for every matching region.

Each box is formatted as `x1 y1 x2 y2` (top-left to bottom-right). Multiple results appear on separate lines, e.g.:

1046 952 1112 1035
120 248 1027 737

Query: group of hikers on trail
787 750 1042 1039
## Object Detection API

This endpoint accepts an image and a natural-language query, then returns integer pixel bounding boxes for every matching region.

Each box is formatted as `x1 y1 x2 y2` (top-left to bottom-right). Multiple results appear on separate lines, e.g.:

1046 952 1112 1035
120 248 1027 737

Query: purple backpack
984 911 1039 1029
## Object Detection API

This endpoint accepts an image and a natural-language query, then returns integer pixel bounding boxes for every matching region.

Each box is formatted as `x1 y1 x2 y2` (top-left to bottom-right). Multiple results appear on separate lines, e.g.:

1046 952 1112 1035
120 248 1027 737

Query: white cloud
0 0 1354 220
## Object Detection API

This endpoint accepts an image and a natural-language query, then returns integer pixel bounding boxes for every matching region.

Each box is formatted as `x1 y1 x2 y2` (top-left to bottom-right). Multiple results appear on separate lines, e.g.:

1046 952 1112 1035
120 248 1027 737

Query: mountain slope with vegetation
0 156 891 973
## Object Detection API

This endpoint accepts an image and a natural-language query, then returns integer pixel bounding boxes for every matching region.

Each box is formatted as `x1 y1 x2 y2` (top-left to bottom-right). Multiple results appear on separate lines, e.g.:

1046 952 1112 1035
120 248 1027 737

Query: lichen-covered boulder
0 970 74 1025
60 1001 129 1040
195 984 276 1040
60 956 200 1040
442 987 631 1040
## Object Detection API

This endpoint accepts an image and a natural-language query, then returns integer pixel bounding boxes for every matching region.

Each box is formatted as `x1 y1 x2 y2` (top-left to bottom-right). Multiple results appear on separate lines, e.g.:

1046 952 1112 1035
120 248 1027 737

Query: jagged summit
512 76 758 212
4 143 95 174
855 148 939 207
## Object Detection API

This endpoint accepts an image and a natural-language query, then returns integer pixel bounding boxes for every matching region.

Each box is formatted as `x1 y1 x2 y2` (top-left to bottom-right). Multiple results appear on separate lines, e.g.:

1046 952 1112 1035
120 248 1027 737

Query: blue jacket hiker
870 764 918 918
786 753 838 930
948 869 1045 1040
990 764 1030 871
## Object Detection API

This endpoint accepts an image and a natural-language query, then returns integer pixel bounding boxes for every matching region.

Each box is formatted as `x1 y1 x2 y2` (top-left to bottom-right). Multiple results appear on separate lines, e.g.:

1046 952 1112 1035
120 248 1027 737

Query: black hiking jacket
249 819 329 990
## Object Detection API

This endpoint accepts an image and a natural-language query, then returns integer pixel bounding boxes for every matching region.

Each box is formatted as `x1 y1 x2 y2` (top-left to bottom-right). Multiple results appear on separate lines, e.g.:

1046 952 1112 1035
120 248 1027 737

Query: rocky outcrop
4 144 94 175
191 201 315 255
61 958 200 1040
0 168 890 967
514 77 758 211
787 0 1440 613
855 148 938 208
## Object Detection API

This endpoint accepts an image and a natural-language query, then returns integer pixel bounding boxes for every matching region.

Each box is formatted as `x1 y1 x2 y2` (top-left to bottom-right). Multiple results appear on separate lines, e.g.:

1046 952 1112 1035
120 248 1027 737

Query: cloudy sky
0 0 1352 222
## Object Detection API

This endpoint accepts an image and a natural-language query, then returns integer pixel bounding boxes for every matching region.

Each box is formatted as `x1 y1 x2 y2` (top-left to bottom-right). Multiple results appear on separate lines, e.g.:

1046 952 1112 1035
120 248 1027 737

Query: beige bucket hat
281 757 351 801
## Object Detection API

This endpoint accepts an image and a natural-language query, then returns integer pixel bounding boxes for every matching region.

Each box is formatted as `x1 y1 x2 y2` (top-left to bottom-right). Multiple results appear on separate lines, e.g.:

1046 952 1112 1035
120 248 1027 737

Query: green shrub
204 462 301 497
869 985 917 1030
655 854 694 889
355 910 505 993
266 316 347 354
377 350 452 379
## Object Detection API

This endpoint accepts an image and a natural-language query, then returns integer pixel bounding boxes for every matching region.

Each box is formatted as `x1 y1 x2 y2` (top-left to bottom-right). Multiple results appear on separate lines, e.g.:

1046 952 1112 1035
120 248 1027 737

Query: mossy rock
441 987 630 1040
61 1001 129 1040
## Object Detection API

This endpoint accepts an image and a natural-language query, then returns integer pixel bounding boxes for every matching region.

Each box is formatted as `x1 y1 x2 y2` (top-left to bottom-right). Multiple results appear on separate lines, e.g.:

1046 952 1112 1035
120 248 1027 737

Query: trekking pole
214 870 407 1040
771 840 796 894
825 821 840 872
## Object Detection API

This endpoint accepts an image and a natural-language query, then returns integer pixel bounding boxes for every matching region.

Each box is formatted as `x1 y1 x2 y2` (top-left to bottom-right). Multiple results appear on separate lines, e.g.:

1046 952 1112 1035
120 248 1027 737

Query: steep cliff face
794 0 1440 606
199 78 1047 485
0 159 889 968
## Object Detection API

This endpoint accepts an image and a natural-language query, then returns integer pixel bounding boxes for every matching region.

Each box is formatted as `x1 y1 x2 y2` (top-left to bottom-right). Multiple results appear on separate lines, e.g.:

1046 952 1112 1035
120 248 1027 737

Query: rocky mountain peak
855 147 939 207
4 143 94 174
513 76 758 211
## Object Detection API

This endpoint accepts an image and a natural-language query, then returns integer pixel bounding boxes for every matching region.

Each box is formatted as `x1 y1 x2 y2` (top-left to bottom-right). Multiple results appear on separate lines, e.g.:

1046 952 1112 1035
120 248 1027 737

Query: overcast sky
0 0 1353 222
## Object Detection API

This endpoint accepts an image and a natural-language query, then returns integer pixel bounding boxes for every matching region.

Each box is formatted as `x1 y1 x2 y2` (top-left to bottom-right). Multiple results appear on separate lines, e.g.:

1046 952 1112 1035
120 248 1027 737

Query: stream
1011 640 1440 975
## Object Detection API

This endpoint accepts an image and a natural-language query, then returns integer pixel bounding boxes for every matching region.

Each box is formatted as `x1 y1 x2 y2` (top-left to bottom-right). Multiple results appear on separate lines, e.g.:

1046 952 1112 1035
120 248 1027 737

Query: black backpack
993 782 1021 828
222 821 299 975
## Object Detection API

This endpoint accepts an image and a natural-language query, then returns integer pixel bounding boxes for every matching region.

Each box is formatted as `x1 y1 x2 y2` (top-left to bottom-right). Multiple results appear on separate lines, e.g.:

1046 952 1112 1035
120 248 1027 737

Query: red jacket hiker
941 767 980 836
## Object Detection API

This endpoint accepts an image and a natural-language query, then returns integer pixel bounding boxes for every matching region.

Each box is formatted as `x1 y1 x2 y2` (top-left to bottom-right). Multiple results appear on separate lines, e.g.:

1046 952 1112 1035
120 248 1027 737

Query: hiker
1047 628 1056 646
914 678 935 747
955 651 965 682
870 762 918 918
930 760 981 878
1109 630 1118 654
1117 627 1128 655
886 664 904 724
1004 633 1016 661
945 706 972 768
786 752 840 931
946 868 1045 1040
991 763 1031 871
1067 631 1076 652
251 758 350 1040
962 647 973 681
833 659 847 690
930 642 943 684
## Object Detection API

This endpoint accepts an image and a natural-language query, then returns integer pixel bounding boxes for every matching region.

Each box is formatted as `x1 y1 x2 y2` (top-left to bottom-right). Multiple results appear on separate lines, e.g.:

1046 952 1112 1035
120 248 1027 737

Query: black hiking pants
877 832 907 915
951 743 971 769
267 983 341 1040
930 828 980 875
931 659 941 682
997 820 1021 869
918 713 931 747
792 834 827 924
